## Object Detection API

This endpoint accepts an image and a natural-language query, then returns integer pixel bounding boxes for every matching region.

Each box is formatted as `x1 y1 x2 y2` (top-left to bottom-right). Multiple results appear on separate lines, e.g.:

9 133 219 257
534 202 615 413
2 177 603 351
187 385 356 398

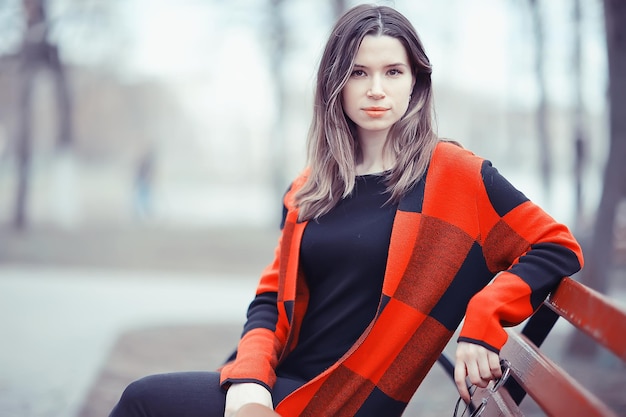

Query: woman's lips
363 107 389 118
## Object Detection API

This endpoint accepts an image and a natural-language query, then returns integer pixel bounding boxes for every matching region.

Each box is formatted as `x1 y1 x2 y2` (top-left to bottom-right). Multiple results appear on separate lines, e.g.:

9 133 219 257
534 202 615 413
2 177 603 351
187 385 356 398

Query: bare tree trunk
14 60 36 230
13 0 46 230
48 43 73 150
12 0 73 229
528 0 552 206
567 0 626 358
572 0 587 229
269 0 287 204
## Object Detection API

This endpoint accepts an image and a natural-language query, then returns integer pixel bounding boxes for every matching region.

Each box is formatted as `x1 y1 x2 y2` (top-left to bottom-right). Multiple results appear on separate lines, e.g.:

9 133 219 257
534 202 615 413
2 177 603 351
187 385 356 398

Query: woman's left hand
453 341 502 403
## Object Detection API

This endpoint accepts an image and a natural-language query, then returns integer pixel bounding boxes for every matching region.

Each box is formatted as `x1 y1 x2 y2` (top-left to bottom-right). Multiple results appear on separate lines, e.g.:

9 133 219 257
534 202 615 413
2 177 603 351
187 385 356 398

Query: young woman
109 5 583 417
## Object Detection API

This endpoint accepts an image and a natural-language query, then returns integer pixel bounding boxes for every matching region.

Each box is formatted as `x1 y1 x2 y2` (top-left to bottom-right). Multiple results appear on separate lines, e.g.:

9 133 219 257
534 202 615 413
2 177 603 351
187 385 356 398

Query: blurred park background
0 0 625 416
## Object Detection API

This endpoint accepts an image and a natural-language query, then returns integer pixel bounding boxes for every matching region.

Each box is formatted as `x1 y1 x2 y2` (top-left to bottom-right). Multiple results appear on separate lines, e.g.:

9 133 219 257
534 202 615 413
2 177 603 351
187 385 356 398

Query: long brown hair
295 5 438 221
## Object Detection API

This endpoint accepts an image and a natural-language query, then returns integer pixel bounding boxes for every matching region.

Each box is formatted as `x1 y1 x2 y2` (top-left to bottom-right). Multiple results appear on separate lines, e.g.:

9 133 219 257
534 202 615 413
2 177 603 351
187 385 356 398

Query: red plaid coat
220 142 583 416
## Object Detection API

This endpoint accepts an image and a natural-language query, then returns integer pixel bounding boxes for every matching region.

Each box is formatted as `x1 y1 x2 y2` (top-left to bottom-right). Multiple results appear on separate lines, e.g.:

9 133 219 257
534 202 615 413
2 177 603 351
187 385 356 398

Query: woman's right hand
224 382 274 417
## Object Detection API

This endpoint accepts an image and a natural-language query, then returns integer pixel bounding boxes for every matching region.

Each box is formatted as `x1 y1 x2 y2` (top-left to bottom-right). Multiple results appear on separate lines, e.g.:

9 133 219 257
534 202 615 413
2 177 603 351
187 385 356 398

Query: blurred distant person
109 5 583 417
133 149 155 220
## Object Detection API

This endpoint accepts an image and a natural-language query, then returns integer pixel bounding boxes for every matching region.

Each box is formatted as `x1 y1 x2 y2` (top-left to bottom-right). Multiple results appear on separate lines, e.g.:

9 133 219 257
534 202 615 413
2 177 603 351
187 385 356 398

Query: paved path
0 265 255 417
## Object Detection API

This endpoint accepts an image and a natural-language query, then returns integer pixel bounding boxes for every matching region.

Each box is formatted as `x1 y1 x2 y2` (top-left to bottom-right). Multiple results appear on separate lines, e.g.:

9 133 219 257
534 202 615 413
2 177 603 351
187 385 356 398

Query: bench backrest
466 277 626 417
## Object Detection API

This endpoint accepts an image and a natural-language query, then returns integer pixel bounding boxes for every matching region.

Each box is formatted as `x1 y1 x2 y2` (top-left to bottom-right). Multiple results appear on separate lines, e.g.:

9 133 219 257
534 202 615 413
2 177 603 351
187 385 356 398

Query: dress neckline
356 170 391 179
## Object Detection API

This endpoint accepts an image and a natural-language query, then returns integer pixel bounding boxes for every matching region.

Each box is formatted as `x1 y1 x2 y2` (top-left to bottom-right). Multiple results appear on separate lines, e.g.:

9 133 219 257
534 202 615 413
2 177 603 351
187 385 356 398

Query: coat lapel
382 168 428 297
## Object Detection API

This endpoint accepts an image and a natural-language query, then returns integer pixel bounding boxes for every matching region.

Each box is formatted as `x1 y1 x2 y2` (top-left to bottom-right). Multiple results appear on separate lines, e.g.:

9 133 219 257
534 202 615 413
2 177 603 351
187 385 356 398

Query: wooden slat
500 331 618 417
546 277 626 361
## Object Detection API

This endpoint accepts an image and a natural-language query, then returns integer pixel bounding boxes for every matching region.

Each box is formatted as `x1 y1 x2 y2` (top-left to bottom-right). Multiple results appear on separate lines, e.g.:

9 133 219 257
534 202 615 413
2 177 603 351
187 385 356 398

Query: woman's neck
356 131 394 175
356 159 387 175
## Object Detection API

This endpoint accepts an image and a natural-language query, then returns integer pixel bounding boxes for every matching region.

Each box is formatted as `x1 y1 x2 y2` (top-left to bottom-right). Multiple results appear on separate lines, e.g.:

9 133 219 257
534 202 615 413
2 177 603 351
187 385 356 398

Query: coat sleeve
219 191 294 392
458 160 584 352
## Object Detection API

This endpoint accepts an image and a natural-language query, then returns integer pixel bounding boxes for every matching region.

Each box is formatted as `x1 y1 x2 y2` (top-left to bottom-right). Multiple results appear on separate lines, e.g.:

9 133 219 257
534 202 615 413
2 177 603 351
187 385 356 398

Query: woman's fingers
454 359 471 403
488 351 503 379
454 342 502 402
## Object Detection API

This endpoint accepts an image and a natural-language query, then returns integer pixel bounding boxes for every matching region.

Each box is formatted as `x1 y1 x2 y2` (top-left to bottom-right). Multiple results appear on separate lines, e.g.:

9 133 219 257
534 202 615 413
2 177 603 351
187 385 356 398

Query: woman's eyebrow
353 63 410 69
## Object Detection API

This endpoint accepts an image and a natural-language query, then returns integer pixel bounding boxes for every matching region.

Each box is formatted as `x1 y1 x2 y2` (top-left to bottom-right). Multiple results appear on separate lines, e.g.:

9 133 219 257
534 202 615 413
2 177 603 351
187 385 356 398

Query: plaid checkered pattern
220 142 583 416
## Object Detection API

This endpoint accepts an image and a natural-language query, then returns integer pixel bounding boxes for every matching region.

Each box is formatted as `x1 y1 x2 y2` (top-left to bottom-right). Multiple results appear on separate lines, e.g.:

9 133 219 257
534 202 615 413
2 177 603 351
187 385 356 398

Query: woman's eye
388 68 402 76
351 69 366 77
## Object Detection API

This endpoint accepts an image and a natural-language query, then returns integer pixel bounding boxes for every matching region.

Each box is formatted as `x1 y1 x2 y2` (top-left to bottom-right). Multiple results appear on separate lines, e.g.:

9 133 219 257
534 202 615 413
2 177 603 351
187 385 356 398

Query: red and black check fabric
220 142 583 417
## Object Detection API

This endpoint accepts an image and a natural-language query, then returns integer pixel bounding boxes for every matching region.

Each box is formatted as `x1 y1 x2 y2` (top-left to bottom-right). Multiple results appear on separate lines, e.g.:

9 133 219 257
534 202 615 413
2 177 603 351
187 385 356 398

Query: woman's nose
367 76 385 99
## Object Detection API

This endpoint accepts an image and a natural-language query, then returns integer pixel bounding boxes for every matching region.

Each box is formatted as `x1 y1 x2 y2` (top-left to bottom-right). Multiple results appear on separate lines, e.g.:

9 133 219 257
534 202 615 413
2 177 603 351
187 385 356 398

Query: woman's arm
454 160 583 399
460 160 583 351
220 182 302 407
219 227 288 391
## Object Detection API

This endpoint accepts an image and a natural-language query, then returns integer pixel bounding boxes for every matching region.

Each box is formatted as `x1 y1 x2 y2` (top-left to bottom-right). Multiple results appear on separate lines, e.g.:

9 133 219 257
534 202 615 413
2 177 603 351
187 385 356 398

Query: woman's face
342 35 415 140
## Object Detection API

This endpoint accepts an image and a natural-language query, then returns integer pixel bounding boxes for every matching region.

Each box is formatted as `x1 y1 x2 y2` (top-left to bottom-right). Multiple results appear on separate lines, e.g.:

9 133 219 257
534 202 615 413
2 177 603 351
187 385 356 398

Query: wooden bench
438 277 626 417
